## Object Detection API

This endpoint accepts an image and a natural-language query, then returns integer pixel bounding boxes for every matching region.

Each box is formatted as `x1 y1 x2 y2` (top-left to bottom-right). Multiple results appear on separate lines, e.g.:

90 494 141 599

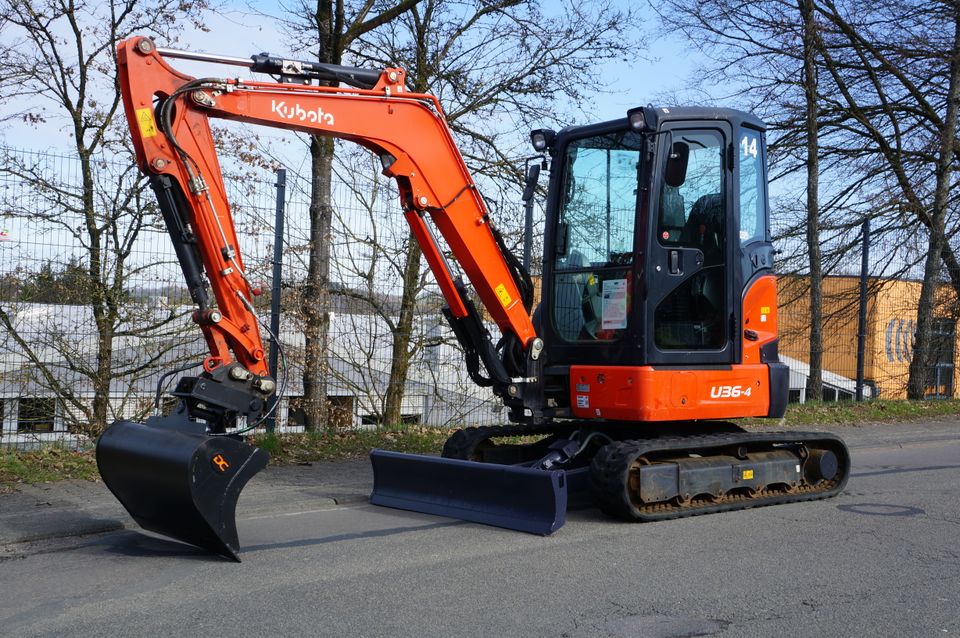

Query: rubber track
589 431 850 522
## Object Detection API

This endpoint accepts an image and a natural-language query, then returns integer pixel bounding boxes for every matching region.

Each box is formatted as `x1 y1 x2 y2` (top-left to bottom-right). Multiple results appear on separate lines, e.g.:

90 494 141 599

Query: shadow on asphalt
243 520 465 553
93 530 227 563
65 520 467 562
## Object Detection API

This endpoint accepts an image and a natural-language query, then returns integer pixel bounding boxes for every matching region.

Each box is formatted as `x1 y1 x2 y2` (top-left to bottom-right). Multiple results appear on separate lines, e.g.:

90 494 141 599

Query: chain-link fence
774 216 957 403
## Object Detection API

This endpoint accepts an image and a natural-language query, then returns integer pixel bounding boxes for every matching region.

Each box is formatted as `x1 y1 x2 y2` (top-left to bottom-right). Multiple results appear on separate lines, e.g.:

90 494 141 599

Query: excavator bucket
96 417 268 562
369 450 567 535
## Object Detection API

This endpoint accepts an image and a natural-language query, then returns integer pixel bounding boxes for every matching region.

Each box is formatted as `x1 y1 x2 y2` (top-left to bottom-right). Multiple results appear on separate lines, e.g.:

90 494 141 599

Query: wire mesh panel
0 145 508 449
3 141 953 452
773 212 958 402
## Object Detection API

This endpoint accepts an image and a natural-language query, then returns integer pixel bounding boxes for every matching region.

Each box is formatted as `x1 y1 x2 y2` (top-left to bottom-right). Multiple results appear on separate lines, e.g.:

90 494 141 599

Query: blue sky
0 3 710 154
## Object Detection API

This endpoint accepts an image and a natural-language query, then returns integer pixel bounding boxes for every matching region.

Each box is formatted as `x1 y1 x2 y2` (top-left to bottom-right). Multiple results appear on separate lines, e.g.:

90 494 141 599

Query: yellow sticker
494 283 513 308
136 107 158 138
760 306 770 314
742 469 754 480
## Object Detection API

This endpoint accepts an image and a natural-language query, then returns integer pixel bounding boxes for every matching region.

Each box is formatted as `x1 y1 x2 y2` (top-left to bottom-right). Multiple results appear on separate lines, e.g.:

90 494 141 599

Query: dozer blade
96 417 268 561
369 450 567 535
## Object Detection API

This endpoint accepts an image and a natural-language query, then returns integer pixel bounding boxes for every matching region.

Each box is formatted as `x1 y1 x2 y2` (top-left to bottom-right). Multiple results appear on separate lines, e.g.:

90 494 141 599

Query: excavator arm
118 36 537 400
96 37 552 561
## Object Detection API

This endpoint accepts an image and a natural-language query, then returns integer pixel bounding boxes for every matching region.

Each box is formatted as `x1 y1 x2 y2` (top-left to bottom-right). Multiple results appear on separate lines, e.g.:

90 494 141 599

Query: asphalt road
2 421 959 637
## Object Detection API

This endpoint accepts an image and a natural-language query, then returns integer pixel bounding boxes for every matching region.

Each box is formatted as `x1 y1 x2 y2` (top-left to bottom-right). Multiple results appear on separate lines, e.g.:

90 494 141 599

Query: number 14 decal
741 136 758 158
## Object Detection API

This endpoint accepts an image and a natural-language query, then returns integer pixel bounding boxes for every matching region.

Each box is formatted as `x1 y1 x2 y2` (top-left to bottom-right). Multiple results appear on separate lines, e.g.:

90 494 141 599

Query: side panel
741 274 778 364
742 274 789 416
568 364 771 421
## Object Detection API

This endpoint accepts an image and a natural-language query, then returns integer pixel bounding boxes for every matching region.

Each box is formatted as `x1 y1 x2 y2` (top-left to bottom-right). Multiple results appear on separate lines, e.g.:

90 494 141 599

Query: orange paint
117 37 538 378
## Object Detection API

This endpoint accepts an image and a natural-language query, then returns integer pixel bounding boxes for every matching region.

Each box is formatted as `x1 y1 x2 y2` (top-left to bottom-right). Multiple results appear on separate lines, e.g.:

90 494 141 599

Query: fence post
265 168 287 432
856 217 870 401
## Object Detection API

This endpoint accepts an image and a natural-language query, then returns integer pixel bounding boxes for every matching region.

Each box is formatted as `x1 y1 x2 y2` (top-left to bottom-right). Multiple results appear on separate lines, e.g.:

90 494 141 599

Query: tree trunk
379 14 431 427
76 148 114 433
799 0 824 402
381 242 423 426
907 7 960 399
300 0 340 431
302 135 335 429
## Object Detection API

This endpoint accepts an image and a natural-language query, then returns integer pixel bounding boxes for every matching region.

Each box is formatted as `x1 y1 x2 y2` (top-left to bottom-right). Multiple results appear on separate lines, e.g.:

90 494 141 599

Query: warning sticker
601 279 628 330
576 395 589 409
136 107 158 138
494 283 513 308
742 469 754 480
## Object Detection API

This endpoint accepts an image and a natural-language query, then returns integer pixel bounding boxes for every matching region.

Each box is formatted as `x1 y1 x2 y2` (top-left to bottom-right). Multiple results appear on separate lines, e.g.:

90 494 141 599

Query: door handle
668 249 681 274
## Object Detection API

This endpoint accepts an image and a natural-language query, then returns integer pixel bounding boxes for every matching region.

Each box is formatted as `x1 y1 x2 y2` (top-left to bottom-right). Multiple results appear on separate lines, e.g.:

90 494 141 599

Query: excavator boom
118 37 537 375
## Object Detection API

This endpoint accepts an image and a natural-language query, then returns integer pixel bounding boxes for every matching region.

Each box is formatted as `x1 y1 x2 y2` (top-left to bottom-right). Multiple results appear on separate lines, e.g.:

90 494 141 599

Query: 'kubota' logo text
271 100 335 125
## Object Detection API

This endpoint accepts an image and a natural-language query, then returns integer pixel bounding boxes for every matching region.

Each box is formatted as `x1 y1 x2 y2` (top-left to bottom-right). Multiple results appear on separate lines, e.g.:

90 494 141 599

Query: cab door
645 122 736 365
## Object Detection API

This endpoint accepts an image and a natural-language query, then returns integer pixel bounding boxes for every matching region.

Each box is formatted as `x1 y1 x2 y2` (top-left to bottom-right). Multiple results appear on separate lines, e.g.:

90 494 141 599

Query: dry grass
0 445 98 492
3 399 959 491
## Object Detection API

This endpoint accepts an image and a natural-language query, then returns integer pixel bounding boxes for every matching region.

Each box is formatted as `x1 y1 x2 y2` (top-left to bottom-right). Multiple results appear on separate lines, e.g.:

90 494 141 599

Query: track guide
588 431 850 522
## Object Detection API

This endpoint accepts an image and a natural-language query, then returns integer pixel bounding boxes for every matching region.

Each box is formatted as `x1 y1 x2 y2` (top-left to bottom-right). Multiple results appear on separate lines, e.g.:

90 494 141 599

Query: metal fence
0 146 954 449
0 145 509 450
772 214 957 404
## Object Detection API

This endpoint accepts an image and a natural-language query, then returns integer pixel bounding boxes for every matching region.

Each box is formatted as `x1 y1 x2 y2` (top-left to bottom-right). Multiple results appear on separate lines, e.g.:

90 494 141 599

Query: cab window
552 131 641 342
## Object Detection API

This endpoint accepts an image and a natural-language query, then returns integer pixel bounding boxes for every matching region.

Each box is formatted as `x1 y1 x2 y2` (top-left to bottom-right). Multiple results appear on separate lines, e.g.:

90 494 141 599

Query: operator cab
535 107 774 383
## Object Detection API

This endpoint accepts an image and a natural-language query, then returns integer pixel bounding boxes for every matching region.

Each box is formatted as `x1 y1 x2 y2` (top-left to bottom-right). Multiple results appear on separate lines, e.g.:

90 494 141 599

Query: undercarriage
430 421 849 523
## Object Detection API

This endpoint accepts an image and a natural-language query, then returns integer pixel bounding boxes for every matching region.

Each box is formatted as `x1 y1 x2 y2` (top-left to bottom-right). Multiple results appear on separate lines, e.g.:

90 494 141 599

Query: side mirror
555 222 569 257
665 141 690 187
522 163 541 203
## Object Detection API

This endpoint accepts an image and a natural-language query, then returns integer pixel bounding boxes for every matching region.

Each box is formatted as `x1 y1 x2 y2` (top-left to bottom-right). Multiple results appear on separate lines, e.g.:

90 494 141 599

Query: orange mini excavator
96 36 849 561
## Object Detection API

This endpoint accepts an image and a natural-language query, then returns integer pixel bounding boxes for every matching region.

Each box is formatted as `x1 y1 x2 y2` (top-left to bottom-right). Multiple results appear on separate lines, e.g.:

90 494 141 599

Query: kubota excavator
96 36 850 561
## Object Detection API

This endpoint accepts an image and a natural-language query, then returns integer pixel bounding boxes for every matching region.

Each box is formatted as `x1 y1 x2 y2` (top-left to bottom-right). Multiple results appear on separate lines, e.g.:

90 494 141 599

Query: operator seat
554 250 587 341
679 193 725 345
680 193 723 265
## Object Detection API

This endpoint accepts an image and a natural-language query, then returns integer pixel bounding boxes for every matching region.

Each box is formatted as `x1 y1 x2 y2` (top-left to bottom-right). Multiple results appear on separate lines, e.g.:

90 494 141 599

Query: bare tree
658 0 960 400
261 0 422 431
809 0 960 397
798 0 825 400
349 0 644 426
0 0 207 433
654 0 838 398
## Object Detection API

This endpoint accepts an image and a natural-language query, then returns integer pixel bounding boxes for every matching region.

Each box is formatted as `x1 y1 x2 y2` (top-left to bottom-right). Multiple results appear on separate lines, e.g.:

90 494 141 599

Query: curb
0 518 128 547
